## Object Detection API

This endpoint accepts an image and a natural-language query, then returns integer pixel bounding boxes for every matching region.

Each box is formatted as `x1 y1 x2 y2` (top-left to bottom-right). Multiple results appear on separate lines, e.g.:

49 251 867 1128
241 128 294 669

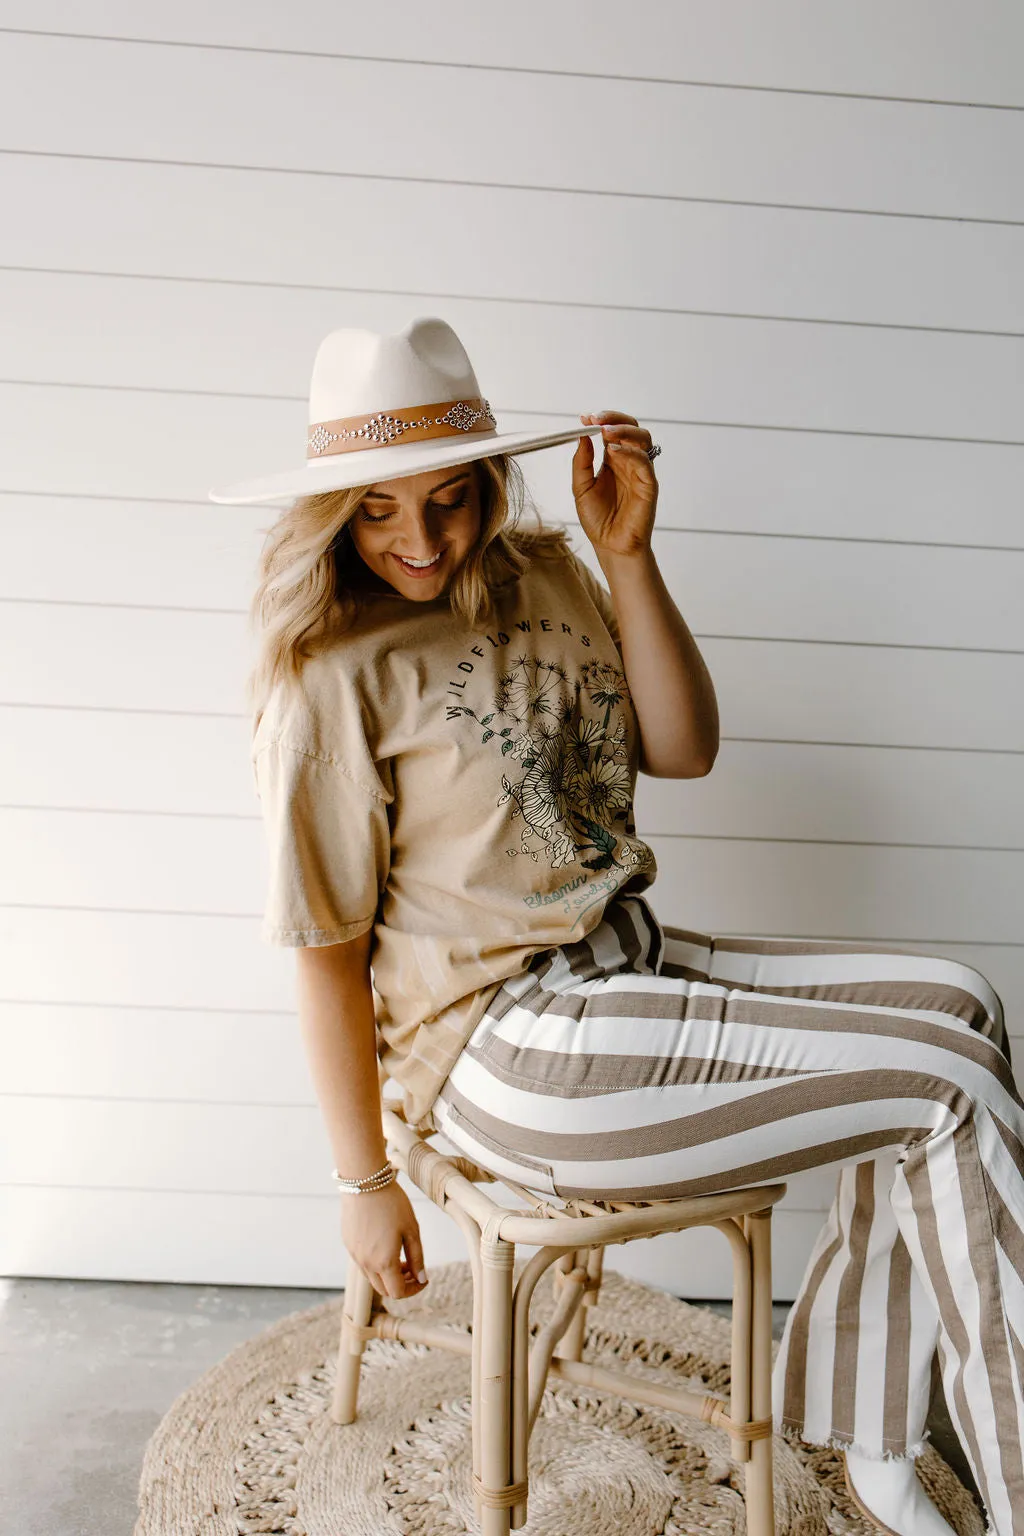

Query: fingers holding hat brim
207 423 605 505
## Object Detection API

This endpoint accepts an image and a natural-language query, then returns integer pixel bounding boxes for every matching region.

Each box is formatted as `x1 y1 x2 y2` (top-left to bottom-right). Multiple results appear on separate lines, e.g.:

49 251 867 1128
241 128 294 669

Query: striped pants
431 892 1024 1535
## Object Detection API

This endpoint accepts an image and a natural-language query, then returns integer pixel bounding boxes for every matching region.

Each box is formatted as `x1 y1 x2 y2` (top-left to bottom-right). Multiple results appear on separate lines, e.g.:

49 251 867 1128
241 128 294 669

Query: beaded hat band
208 316 605 504
306 396 497 460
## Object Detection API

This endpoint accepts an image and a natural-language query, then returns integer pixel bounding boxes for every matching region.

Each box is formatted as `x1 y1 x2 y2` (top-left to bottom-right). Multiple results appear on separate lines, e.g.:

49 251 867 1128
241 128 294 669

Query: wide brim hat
207 315 604 505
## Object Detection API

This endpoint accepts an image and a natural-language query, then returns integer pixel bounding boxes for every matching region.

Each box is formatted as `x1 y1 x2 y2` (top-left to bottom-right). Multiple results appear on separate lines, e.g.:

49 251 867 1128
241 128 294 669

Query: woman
212 317 1023 1536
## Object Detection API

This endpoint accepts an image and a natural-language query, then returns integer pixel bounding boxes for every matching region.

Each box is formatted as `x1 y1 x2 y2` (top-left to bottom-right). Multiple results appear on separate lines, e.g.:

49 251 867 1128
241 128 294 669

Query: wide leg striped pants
431 892 1024 1535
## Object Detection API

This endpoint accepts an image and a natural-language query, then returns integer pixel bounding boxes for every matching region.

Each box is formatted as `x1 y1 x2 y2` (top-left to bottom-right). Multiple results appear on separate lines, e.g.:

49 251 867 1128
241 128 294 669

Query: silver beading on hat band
307 396 497 459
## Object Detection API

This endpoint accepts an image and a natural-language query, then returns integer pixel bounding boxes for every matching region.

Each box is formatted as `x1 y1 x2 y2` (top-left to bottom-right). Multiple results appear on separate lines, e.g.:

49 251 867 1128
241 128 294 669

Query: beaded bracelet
331 1159 397 1195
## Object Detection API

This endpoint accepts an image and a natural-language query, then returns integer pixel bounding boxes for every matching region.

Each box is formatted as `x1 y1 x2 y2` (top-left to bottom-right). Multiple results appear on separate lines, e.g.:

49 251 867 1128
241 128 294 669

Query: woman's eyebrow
363 470 471 502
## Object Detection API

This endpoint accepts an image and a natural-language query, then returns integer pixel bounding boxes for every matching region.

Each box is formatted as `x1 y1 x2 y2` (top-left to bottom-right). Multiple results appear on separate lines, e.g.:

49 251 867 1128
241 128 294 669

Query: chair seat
330 1097 784 1535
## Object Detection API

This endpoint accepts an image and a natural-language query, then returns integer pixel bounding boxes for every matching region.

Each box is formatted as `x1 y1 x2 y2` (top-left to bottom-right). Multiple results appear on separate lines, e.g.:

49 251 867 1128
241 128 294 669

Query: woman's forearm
596 543 719 778
293 929 389 1178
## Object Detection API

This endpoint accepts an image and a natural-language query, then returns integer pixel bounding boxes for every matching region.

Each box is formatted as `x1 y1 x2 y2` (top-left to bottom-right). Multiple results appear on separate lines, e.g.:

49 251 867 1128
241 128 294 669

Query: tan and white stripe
432 892 1024 1535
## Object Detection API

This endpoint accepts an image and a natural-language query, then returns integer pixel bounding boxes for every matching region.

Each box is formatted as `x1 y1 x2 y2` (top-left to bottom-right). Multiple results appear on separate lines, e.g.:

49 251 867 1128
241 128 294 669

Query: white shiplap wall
1 2 1022 1299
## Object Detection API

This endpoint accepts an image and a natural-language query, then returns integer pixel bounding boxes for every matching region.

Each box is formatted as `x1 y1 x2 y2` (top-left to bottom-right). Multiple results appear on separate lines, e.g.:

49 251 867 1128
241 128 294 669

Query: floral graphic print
447 654 649 877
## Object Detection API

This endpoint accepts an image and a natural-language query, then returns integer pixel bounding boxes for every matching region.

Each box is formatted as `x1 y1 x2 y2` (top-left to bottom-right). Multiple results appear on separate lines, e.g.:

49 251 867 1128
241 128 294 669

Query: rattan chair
331 1098 785 1535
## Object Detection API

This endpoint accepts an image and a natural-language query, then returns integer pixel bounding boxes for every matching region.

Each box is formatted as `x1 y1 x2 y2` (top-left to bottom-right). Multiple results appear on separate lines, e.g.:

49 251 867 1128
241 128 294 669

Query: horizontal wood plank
3 708 1020 850
2 639 1022 758
634 741 1024 849
5 2 1024 107
4 938 1020 1089
4 154 1023 335
0 1005 313 1101
2 619 1023 752
2 29 1022 218
0 1078 993 1290
0 1095 354 1197
7 411 1024 552
0 704 254 813
1 1092 844 1223
0 808 1019 940
707 640 1024 753
1 908 1019 1038
644 838 1024 946
3 273 1022 457
571 532 1024 653
5 939 1020 1099
3 498 1023 652
2 549 1023 739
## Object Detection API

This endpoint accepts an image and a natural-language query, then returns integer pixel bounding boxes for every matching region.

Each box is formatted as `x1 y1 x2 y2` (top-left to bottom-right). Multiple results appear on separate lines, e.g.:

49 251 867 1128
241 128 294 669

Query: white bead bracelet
331 1159 397 1195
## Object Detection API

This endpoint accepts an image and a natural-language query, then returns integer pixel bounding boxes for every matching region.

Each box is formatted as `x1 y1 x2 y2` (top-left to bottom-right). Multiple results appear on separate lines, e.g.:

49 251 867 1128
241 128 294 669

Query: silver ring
646 443 662 462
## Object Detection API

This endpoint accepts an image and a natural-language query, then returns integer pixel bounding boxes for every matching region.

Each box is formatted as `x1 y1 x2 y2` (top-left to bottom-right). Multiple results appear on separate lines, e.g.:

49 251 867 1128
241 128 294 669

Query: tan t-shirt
251 540 658 1131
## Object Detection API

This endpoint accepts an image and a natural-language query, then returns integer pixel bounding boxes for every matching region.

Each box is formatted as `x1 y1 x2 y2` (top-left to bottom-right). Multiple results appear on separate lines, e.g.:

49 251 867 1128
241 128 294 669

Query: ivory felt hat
207 315 604 505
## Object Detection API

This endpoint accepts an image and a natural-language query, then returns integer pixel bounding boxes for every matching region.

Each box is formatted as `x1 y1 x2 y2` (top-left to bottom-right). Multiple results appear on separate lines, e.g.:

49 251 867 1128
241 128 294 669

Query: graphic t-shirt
251 540 658 1131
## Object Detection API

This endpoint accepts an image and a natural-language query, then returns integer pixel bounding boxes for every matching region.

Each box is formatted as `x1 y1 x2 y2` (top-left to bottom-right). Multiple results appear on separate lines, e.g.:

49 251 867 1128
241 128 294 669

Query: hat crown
308 316 482 423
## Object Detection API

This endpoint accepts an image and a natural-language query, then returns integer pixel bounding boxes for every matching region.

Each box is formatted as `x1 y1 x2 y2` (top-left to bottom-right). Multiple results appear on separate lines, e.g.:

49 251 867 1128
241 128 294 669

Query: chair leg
744 1209 777 1536
330 1258 377 1425
553 1244 604 1363
477 1234 516 1535
552 1248 585 1362
726 1215 753 1465
469 1233 485 1527
586 1243 605 1297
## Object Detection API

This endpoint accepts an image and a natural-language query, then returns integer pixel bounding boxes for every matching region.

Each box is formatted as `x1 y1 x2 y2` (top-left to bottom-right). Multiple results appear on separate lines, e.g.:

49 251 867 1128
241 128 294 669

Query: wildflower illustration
447 654 648 875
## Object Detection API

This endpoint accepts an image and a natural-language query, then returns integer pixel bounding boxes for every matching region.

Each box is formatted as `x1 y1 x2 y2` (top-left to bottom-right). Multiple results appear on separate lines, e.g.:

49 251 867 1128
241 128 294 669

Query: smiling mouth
393 550 444 572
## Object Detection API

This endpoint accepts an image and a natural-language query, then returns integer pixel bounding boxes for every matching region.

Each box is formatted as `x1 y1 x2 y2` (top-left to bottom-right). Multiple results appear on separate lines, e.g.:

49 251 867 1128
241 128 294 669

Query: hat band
306 396 496 459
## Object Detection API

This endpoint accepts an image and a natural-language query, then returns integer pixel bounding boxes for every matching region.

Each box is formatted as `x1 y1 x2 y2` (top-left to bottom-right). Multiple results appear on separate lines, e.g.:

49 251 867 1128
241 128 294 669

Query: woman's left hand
572 410 659 558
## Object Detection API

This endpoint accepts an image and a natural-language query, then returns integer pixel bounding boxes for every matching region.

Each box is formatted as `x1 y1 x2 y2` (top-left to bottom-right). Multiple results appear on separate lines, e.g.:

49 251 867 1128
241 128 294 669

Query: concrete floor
0 1275 979 1535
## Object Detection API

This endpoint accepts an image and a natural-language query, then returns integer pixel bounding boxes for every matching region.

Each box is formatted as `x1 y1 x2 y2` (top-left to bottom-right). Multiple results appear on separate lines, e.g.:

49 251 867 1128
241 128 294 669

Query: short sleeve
252 738 391 947
565 547 621 647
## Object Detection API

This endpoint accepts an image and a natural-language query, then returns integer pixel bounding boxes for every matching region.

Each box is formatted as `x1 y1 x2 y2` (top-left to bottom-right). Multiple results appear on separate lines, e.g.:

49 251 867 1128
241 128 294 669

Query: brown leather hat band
306 397 496 459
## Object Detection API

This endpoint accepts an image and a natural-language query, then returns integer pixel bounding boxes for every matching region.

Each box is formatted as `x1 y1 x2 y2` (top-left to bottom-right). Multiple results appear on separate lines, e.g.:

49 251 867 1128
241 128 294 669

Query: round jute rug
133 1259 984 1536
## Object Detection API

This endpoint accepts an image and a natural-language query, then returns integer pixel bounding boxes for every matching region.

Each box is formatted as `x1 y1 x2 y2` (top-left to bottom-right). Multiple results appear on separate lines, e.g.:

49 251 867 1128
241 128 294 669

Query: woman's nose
393 514 440 548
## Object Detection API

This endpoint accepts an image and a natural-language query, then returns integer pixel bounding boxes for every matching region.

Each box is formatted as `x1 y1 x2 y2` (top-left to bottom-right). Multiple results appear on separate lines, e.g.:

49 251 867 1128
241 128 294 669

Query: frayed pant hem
774 1417 931 1461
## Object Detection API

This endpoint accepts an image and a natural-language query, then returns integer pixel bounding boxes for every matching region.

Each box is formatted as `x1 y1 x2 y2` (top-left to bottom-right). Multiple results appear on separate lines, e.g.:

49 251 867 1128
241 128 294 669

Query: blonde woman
212 318 1024 1536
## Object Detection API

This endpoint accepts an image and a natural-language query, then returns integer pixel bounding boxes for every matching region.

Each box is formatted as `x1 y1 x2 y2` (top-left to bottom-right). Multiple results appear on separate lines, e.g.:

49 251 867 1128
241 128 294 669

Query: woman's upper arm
293 927 379 1029
294 923 374 983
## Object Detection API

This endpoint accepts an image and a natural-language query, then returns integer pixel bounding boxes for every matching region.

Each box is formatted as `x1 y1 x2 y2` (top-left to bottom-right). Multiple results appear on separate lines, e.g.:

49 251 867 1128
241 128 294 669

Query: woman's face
347 460 482 599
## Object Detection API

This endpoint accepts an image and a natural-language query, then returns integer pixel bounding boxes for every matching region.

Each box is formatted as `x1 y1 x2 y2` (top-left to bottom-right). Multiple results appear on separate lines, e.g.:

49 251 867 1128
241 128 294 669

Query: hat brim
207 423 605 505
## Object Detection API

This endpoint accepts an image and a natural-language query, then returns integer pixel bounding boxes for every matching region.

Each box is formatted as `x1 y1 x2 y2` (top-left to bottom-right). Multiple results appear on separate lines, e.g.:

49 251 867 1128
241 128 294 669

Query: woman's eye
360 493 467 525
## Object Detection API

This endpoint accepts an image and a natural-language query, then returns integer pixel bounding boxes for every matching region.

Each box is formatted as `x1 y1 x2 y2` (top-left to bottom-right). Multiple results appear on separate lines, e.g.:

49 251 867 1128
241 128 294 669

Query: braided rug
133 1259 984 1535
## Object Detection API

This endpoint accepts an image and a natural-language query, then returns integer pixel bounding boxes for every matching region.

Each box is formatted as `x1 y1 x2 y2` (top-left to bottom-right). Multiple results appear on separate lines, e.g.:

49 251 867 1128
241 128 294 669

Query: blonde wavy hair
246 452 572 736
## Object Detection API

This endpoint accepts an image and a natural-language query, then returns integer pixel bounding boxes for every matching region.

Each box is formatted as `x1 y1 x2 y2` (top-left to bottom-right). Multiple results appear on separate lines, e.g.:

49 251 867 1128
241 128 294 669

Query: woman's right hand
339 1178 428 1300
